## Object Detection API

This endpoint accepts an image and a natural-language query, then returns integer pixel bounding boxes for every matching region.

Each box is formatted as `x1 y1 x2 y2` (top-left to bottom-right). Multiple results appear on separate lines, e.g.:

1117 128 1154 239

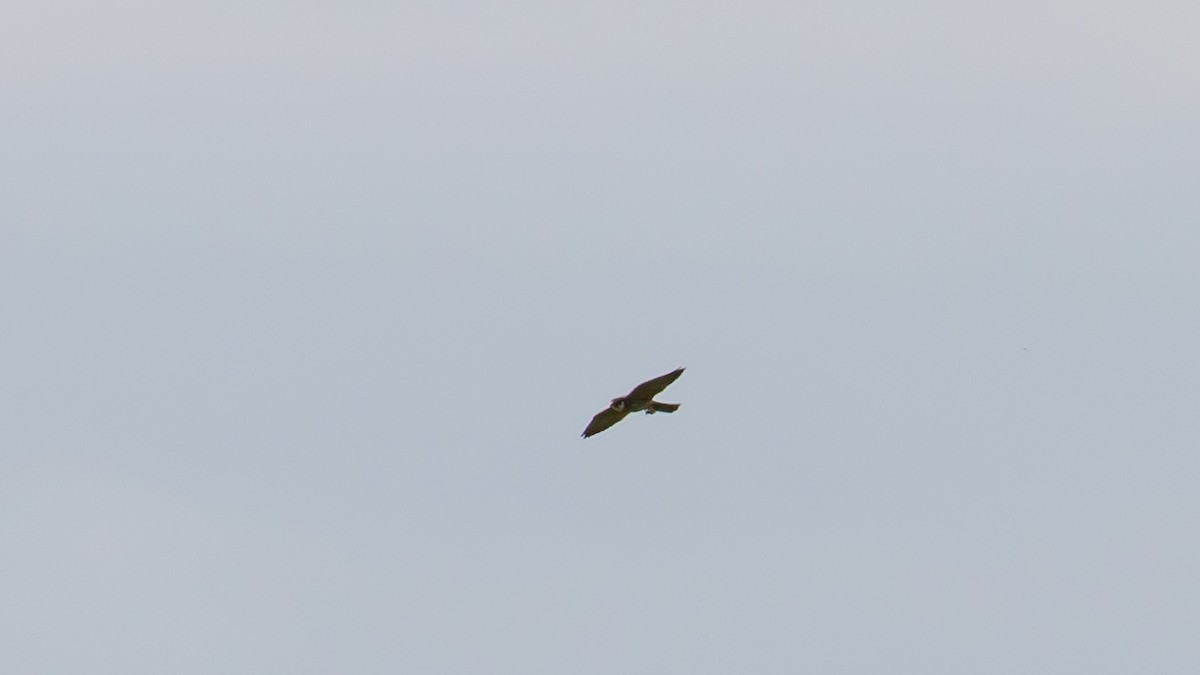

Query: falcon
582 367 685 438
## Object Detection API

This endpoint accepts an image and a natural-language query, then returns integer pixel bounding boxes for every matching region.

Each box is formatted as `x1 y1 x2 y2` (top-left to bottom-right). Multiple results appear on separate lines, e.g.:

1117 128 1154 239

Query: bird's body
582 367 685 438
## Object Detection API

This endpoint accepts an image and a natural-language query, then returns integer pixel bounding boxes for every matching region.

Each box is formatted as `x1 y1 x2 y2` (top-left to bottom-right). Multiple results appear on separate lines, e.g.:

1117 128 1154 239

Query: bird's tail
648 402 680 413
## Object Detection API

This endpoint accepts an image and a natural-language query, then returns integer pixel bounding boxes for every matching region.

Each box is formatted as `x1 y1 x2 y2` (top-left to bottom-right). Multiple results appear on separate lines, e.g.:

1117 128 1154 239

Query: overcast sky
3 1 1199 673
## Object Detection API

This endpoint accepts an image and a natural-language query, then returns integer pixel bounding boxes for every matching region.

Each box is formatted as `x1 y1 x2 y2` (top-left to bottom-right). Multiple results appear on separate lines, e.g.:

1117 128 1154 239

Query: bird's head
609 397 626 412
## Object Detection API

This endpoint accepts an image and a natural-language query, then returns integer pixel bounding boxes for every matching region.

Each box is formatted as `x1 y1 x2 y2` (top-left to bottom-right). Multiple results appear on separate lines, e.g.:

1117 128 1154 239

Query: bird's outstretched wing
625 367 685 402
582 408 628 438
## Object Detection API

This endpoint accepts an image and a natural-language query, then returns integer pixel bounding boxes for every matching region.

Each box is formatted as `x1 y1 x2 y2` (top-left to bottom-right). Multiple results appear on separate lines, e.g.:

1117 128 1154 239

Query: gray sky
3 1 1199 673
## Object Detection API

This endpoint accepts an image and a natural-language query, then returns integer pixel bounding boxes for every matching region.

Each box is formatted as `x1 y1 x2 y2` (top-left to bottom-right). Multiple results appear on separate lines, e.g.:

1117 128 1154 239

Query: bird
582 367 685 438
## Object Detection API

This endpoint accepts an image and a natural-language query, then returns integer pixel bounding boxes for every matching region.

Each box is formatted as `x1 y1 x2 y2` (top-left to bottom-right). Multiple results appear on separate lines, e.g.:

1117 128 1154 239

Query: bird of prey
582 367 685 438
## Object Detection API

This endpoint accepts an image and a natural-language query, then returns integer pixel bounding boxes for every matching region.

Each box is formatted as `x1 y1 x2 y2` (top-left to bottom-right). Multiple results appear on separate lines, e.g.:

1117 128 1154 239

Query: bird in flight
582 367 685 438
